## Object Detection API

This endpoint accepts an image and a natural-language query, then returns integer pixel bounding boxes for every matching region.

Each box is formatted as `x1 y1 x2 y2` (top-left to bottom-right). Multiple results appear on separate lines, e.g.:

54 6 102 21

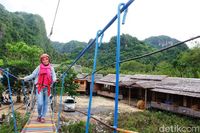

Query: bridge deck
21 104 56 133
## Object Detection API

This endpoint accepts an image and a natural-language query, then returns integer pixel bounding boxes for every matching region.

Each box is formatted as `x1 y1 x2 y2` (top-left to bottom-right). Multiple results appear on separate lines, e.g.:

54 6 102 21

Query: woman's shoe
37 117 41 122
40 118 45 123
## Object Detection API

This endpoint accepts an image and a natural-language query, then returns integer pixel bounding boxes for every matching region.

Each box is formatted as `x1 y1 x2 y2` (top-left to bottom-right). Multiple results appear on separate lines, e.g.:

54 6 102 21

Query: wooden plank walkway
21 104 57 133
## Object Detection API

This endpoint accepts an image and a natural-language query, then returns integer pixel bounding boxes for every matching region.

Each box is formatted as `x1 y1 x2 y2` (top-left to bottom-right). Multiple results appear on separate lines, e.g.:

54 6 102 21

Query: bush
61 121 95 133
0 111 30 133
111 110 200 133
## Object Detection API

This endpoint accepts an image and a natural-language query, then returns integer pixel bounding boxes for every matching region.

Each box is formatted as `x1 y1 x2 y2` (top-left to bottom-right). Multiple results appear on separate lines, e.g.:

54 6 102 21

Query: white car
63 96 76 112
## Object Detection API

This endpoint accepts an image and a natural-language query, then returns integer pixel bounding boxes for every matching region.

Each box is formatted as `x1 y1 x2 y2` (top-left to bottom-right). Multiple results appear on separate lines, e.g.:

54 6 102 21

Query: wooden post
183 96 187 107
128 88 131 105
190 97 192 108
166 94 170 101
152 92 155 101
145 89 147 109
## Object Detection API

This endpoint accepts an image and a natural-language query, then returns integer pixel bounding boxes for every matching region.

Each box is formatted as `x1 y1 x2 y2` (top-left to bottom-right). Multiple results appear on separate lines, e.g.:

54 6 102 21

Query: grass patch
61 121 96 133
114 110 200 133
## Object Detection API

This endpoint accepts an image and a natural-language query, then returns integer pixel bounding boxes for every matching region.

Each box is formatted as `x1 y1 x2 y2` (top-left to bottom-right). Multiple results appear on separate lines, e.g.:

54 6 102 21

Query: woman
21 53 56 123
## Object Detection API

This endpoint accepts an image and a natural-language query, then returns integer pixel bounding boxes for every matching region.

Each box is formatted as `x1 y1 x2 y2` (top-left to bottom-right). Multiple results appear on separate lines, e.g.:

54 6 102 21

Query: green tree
178 46 200 78
0 4 60 61
154 61 176 76
121 60 151 73
56 63 79 96
0 81 4 105
0 59 3 66
3 42 43 102
4 41 43 73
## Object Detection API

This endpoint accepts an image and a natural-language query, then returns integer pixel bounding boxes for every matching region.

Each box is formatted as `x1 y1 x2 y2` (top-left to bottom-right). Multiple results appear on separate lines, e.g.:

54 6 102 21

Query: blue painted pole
56 73 66 133
5 71 18 133
113 3 128 133
86 30 103 133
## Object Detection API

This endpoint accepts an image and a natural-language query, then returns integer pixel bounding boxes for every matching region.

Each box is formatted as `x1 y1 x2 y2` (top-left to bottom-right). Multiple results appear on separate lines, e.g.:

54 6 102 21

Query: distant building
150 77 200 118
74 73 88 93
92 74 200 118
95 74 127 100
74 73 103 94
95 74 167 107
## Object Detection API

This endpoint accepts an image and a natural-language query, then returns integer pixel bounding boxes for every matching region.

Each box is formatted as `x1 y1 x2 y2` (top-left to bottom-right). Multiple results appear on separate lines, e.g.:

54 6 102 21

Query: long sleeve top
24 65 56 85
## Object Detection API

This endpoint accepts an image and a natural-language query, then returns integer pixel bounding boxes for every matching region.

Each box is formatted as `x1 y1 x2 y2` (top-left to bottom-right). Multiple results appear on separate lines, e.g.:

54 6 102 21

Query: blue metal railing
113 3 128 133
85 30 104 133
0 68 18 133
53 0 135 132
56 73 67 132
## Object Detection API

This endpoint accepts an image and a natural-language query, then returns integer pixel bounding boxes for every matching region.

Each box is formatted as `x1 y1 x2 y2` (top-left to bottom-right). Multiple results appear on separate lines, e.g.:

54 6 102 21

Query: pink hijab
37 63 52 96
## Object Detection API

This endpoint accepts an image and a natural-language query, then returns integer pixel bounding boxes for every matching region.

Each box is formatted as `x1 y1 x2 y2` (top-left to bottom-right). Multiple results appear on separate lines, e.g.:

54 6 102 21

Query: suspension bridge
0 0 200 132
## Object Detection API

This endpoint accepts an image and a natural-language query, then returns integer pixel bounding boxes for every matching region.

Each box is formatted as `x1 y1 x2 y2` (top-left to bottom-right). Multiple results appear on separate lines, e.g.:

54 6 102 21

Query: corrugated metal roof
98 74 133 83
151 88 200 98
134 80 161 89
95 81 115 86
88 73 200 97
87 74 103 82
129 74 167 81
150 77 200 97
76 73 103 82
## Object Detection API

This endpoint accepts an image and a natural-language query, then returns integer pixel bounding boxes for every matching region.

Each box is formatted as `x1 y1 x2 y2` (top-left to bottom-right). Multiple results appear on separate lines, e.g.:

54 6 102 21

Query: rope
0 67 32 132
61 0 135 76
49 0 61 37
57 1 135 131
75 109 138 133
79 35 200 79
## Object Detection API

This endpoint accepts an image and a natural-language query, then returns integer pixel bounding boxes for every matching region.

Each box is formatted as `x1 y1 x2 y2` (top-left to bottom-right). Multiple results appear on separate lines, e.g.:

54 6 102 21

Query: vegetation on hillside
1 2 200 98
1 2 200 133
1 3 200 79
0 4 63 63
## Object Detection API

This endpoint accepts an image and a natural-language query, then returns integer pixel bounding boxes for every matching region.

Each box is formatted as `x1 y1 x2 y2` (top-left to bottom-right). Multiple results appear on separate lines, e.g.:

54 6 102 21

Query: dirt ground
0 95 140 132
1 95 141 124
59 95 141 123
0 95 29 116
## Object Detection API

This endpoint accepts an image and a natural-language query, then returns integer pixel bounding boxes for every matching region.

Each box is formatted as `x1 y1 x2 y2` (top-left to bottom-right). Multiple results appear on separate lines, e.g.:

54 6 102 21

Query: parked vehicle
63 96 76 112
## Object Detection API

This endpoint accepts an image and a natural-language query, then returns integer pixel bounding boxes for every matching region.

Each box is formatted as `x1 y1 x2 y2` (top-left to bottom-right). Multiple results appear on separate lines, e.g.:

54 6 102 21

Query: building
150 77 200 118
95 74 167 108
74 73 88 93
93 74 200 118
95 74 129 100
74 73 103 94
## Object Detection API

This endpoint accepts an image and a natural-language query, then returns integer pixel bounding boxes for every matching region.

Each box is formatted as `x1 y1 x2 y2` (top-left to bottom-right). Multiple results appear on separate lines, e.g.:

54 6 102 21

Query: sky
0 0 200 47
